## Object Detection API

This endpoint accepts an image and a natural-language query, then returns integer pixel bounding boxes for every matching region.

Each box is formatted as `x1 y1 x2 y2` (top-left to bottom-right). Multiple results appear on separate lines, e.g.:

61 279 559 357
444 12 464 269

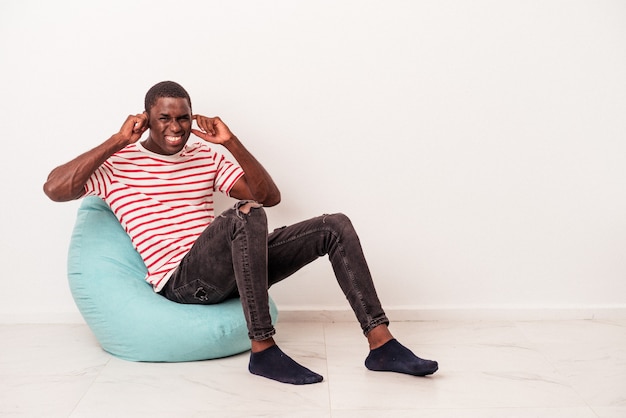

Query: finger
196 117 207 132
191 128 212 140
200 118 216 135
192 115 206 132
211 116 231 134
132 115 146 133
122 115 136 133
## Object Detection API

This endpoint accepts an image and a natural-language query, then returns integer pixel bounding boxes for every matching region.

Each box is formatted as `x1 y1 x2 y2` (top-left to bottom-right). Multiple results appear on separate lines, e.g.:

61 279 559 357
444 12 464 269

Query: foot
365 339 438 376
249 345 324 385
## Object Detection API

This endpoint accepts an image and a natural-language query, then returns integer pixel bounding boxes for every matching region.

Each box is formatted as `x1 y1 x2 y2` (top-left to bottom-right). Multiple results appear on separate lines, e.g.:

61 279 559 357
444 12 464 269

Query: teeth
165 136 182 143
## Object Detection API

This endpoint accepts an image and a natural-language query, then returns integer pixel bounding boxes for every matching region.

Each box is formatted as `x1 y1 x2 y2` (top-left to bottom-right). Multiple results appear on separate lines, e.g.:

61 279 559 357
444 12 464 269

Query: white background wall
1 0 624 322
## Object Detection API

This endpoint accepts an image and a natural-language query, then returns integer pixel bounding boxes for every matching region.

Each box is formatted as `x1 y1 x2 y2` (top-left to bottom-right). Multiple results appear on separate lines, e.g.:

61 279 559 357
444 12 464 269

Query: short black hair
144 81 192 112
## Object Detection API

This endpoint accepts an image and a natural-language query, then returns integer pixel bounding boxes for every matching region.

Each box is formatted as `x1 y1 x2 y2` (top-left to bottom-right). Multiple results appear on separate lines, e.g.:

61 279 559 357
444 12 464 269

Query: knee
321 213 354 233
238 201 263 215
236 201 267 231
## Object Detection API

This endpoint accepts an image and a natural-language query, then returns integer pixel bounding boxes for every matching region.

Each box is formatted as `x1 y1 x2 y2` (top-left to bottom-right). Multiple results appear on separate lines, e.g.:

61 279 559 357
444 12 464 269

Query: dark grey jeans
159 201 389 340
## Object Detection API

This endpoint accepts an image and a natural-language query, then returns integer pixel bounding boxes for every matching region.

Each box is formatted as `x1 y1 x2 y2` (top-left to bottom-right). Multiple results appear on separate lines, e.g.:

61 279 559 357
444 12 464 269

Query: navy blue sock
249 345 324 385
365 339 438 376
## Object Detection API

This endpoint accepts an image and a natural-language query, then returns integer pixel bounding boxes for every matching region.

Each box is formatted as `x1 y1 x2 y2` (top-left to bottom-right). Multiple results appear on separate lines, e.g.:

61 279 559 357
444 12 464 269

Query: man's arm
43 114 148 202
192 115 281 207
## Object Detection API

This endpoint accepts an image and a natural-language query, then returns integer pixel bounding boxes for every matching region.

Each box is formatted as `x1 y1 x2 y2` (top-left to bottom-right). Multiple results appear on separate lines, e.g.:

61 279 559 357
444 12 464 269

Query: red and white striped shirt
84 140 244 292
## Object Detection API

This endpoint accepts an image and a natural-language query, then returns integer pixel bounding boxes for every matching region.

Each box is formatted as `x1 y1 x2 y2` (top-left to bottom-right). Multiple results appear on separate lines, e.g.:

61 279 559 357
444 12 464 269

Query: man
44 81 438 385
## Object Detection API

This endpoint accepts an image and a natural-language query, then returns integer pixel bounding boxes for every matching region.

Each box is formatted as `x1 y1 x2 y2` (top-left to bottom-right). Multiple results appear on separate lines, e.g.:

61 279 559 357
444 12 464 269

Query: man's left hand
192 115 235 144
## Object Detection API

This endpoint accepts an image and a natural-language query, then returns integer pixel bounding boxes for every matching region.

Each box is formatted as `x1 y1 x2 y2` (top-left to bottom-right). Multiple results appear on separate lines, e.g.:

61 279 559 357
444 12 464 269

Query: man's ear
143 111 150 129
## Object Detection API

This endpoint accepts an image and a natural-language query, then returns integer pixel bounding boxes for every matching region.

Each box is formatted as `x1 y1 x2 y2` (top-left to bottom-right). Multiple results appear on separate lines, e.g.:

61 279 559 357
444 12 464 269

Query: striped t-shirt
84 140 245 292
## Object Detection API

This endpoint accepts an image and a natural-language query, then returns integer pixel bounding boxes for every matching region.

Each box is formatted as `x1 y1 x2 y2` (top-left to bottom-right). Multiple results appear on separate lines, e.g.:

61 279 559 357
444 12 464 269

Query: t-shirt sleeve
83 162 113 198
213 153 245 196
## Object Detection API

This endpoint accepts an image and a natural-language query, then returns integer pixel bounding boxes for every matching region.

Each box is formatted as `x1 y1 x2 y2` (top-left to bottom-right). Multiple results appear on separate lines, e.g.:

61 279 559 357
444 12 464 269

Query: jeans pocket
173 279 224 304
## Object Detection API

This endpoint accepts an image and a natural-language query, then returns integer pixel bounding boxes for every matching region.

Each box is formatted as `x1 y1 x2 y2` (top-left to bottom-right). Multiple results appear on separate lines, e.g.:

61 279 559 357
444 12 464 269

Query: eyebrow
158 113 190 118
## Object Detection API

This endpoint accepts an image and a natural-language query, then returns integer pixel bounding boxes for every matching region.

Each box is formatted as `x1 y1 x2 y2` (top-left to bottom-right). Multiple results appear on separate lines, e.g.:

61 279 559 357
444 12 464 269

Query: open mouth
165 135 183 145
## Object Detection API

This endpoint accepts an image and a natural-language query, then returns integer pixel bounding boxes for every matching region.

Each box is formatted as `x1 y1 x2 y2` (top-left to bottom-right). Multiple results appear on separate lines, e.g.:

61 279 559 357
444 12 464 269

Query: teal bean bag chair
67 196 278 362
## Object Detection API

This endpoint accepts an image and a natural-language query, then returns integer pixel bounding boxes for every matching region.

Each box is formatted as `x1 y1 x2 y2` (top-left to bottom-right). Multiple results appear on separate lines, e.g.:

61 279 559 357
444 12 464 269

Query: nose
170 119 182 133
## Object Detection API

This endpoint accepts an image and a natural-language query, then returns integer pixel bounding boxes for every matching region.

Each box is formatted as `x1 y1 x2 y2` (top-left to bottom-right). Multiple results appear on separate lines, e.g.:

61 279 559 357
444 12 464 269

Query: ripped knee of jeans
236 200 263 215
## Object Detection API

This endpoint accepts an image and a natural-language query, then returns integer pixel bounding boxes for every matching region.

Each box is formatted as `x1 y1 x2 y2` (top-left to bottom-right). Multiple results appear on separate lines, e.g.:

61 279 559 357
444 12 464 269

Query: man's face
143 97 192 155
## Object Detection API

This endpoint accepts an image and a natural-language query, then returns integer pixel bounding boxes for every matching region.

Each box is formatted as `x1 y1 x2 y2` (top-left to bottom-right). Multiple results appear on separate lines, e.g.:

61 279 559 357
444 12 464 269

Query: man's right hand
118 112 149 145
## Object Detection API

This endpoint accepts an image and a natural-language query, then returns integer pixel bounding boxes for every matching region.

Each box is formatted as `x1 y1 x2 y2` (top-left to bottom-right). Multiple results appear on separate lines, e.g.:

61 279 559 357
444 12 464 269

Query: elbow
265 196 281 207
43 169 66 202
43 181 60 202
261 190 281 207
43 179 79 202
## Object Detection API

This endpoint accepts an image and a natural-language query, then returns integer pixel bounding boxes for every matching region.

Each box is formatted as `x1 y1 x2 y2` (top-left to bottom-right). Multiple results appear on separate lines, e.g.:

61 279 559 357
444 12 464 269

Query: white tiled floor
1 319 625 417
